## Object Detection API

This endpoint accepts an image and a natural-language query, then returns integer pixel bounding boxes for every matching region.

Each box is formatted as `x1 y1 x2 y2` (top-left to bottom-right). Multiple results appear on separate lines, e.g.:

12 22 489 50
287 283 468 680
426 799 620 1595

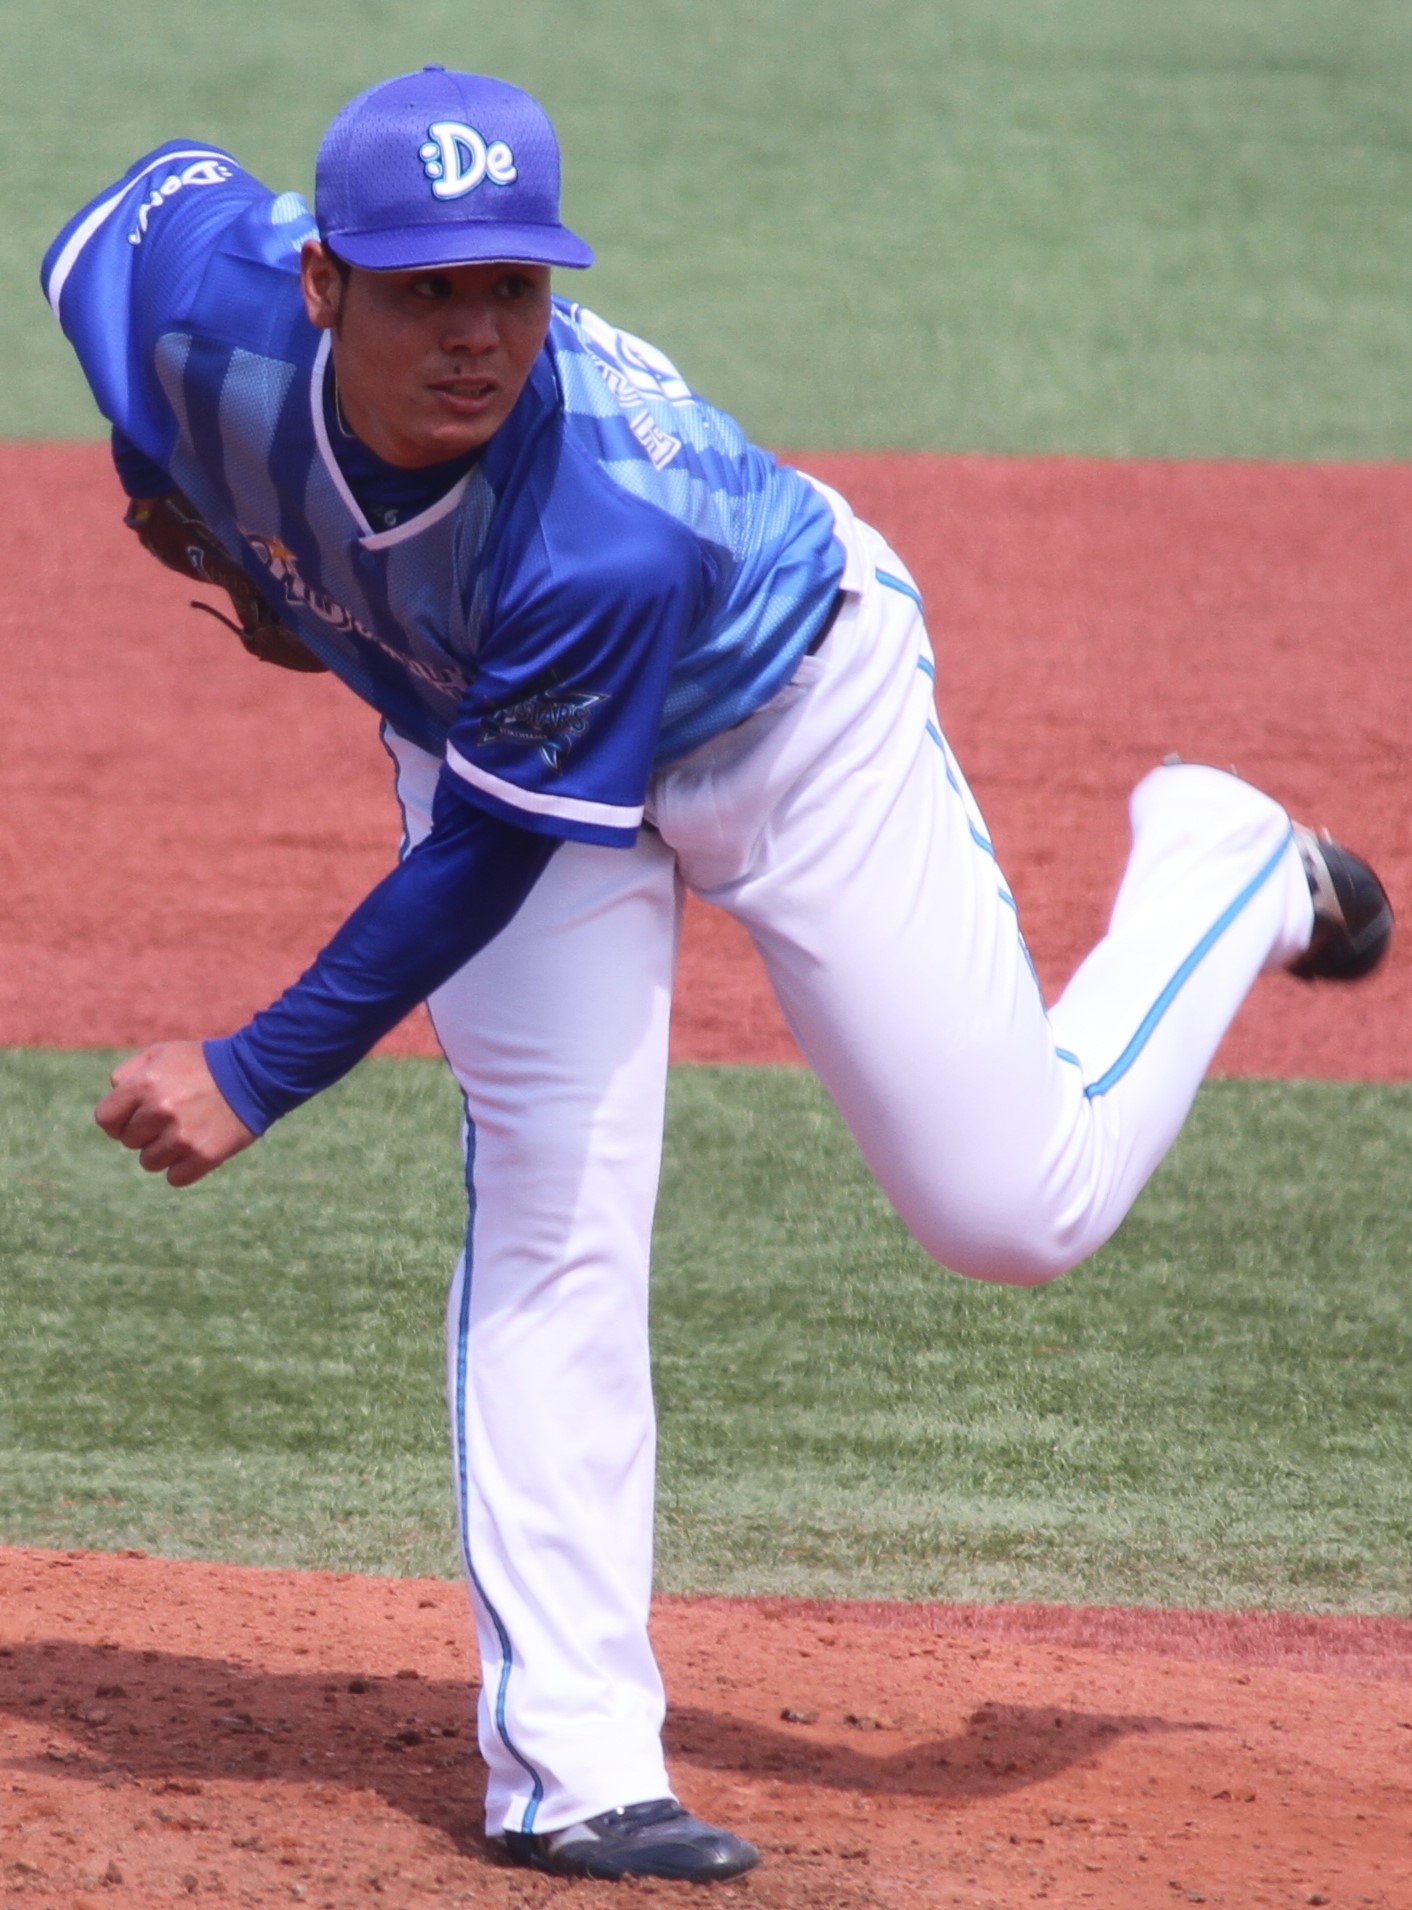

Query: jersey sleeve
41 143 310 473
205 778 558 1134
110 425 174 499
444 445 710 848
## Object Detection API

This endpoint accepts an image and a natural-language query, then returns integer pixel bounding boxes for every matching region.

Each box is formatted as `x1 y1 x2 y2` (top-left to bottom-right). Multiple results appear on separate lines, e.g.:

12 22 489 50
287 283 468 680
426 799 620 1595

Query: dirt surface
1 1550 1409 1909
5 446 1412 1904
2 444 1408 1071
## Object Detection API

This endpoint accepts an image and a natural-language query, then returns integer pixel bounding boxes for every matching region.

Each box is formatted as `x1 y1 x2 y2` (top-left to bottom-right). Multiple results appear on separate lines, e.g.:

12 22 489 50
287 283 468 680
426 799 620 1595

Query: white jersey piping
445 744 641 832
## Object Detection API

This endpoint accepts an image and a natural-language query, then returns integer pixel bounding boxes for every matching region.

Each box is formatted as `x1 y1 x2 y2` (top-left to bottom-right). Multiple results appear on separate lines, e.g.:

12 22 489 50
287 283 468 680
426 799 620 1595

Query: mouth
429 377 500 417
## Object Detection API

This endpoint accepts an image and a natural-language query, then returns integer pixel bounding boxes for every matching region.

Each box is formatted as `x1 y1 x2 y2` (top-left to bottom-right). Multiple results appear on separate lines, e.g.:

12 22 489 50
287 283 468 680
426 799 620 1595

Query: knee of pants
899 1190 1094 1289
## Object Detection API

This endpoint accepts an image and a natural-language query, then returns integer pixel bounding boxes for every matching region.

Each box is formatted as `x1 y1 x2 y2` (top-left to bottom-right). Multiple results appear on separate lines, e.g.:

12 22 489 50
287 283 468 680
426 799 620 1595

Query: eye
408 272 454 301
495 272 539 302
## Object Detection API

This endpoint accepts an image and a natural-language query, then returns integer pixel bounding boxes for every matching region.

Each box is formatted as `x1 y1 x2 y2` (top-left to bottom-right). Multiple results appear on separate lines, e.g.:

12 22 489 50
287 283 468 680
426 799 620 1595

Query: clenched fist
96 1041 256 1187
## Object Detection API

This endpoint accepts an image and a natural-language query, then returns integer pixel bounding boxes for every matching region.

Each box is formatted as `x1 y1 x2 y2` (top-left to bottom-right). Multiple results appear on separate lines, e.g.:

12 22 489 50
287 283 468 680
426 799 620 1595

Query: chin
428 418 501 460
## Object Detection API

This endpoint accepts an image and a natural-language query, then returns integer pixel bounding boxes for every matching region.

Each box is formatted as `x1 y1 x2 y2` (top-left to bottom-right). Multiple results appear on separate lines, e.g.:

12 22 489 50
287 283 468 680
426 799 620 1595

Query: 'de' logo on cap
419 121 518 201
316 68 594 269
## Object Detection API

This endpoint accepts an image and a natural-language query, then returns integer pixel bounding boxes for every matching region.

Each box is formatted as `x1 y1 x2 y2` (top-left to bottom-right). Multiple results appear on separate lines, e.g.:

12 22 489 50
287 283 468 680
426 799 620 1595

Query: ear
300 239 343 331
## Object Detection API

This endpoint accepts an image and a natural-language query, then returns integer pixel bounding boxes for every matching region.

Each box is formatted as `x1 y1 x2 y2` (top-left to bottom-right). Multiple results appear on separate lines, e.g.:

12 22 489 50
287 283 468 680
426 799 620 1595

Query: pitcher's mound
2 1548 1408 1907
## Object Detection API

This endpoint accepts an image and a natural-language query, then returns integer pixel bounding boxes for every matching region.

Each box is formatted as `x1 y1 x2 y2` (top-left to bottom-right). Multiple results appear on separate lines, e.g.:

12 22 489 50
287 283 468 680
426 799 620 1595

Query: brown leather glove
123 490 329 674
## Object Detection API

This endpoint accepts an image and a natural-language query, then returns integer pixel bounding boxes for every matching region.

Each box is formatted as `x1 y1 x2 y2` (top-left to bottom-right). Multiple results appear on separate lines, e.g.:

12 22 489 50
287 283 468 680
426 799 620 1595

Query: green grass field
7 0 1412 455
3 1051 1408 1614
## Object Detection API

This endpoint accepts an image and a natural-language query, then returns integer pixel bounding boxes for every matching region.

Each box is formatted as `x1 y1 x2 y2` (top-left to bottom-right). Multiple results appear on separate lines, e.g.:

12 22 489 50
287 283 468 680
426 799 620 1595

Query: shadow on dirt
0 1636 1207 1860
665 1696 1205 1801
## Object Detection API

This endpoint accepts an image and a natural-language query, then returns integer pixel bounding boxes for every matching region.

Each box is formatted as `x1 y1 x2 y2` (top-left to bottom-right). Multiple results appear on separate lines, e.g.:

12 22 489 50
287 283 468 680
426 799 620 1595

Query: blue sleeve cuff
204 1035 279 1137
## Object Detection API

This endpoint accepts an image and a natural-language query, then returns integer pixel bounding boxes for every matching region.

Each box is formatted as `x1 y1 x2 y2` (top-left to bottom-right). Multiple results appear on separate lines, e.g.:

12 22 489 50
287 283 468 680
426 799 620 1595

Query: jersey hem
445 743 642 838
444 764 638 848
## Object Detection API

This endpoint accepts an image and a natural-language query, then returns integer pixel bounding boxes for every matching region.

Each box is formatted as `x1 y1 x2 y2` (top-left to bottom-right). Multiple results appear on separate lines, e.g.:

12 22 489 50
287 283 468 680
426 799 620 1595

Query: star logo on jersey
477 687 606 771
419 122 517 202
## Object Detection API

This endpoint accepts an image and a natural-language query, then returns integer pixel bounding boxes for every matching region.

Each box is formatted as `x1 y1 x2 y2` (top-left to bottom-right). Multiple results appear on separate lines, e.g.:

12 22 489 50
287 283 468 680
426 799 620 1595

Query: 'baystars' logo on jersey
477 687 606 771
246 532 368 634
243 532 467 697
419 122 517 201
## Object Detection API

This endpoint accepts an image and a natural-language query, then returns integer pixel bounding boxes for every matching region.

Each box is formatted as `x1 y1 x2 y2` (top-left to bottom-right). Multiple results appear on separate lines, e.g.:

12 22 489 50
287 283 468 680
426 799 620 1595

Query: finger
104 1102 171 1153
166 1118 257 1187
109 1046 160 1090
137 1133 187 1176
167 1153 217 1189
97 1047 167 1136
95 1083 144 1139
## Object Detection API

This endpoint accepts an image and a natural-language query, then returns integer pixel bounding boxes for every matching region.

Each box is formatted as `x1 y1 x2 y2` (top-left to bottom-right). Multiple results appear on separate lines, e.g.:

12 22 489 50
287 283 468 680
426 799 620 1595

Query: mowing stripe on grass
3 1049 1409 1611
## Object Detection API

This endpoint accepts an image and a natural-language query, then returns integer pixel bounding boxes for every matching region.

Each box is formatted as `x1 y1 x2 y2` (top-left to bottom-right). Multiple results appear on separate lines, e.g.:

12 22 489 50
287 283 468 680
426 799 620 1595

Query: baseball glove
123 490 329 673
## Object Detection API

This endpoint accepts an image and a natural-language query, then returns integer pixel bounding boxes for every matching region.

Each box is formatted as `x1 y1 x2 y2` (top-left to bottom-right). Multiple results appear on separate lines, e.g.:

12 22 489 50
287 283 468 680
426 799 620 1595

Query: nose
440 293 499 357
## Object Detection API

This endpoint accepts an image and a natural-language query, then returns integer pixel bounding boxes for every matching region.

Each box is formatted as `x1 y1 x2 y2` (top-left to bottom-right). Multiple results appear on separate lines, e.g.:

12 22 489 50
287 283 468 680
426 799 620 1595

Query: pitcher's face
302 242 552 467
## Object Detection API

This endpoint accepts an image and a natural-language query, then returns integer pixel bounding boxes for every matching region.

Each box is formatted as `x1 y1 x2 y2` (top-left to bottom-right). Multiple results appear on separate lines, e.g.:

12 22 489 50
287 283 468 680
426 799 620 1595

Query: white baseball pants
384 511 1313 1839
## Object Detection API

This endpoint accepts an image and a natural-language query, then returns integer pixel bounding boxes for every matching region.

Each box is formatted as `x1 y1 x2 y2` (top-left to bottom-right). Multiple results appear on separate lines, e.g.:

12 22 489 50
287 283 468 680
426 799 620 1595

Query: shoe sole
503 1832 761 1884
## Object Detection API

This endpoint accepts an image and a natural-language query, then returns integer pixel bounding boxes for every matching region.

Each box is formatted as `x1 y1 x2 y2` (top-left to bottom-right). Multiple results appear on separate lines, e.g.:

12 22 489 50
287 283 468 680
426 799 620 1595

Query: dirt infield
4 446 1411 1904
2 1550 1409 1908
2 444 1408 1071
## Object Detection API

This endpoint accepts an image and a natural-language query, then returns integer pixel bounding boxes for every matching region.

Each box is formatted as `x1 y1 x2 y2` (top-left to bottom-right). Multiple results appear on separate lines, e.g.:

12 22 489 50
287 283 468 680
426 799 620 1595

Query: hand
95 1042 257 1187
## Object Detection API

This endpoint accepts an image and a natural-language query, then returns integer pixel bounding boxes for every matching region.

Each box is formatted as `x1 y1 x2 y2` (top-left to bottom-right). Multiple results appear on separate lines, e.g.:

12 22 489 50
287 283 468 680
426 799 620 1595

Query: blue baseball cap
316 66 593 271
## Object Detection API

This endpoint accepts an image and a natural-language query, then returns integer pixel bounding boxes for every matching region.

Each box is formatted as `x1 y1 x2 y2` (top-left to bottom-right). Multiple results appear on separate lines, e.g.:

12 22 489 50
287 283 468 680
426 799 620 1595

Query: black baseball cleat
502 1797 761 1883
1287 824 1394 982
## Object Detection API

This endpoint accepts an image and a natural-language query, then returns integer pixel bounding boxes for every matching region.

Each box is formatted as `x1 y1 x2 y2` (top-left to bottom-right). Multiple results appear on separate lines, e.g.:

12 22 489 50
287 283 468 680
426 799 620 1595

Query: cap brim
328 222 593 271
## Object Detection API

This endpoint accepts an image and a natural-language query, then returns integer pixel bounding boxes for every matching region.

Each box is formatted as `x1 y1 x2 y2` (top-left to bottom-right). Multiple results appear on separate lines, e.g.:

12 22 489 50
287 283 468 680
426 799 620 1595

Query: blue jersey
43 143 845 848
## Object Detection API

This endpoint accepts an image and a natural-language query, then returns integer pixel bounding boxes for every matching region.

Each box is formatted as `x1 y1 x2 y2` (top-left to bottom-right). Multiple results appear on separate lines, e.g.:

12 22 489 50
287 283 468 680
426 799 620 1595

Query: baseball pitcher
43 66 1392 1884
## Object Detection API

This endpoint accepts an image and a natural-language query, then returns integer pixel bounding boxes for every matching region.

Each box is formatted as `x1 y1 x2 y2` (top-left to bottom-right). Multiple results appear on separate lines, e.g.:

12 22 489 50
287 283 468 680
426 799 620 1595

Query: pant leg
385 730 682 1837
651 527 1314 1285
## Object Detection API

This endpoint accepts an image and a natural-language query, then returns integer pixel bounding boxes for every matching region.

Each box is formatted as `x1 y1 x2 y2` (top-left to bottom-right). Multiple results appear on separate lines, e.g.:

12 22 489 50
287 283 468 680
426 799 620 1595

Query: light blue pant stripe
454 1114 546 1831
1001 889 1044 990
927 723 996 857
1083 824 1293 1100
878 567 924 609
916 655 1086 1087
